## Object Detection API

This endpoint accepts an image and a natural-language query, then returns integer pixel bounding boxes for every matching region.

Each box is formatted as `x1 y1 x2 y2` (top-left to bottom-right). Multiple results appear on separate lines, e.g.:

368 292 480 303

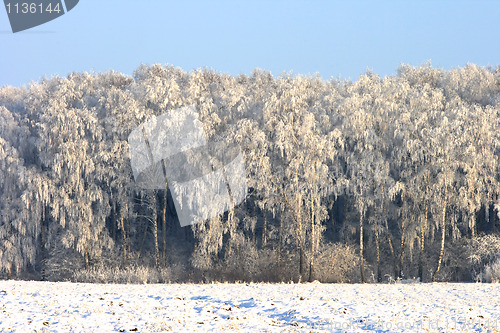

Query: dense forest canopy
0 63 499 283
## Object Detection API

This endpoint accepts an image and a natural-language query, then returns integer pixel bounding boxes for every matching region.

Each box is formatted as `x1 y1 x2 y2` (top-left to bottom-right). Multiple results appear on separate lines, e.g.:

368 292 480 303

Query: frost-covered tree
1 63 500 282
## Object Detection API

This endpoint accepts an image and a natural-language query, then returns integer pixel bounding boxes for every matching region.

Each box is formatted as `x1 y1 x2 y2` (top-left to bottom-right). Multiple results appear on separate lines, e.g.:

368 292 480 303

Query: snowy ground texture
0 281 499 332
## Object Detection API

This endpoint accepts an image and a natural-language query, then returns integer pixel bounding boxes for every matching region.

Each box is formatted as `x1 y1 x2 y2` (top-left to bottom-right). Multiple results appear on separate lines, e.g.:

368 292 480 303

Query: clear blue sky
1 1 499 87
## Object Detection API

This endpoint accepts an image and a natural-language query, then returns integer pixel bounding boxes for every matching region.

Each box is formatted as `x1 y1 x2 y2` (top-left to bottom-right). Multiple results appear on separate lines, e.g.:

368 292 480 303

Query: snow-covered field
0 281 499 332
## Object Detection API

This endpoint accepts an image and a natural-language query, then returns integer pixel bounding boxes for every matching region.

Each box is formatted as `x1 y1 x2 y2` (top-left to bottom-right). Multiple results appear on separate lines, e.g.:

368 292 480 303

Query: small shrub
467 234 500 283
480 259 500 283
73 264 171 284
312 243 359 283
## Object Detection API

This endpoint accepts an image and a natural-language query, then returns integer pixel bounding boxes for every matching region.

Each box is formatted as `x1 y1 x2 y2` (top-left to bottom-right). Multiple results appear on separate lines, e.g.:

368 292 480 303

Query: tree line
0 63 499 283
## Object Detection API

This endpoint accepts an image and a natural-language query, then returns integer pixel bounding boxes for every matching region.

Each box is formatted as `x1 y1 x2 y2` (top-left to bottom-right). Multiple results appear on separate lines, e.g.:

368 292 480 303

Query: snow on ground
0 281 499 332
